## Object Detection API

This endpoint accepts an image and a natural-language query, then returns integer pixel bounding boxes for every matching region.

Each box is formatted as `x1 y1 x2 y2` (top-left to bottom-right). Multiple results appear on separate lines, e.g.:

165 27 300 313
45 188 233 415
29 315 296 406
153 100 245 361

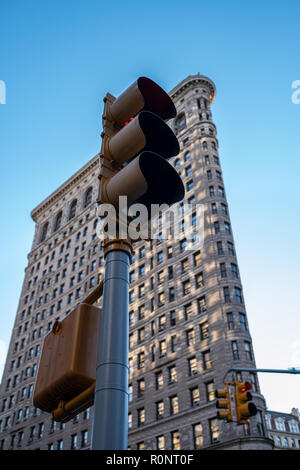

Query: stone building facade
265 408 300 449
0 74 273 450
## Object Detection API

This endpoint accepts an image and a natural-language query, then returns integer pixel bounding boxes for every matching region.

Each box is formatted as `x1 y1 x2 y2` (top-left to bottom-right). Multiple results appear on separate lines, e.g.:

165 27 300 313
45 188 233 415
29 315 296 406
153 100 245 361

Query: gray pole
224 367 300 381
91 248 130 450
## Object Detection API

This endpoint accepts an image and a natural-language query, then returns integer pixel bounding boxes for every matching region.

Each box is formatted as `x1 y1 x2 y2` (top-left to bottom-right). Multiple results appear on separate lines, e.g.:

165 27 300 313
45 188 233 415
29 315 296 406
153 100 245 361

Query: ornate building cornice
30 155 99 222
169 74 216 104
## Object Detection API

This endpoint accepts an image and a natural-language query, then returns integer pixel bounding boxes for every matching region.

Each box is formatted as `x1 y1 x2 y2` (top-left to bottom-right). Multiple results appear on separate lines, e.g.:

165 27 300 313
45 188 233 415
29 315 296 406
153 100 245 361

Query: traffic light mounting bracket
97 92 120 205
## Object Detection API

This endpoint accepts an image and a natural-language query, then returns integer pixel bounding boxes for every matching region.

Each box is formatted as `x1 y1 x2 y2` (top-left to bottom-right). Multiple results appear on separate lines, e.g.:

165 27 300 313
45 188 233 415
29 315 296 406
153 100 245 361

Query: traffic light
215 383 232 422
234 380 257 424
98 77 185 221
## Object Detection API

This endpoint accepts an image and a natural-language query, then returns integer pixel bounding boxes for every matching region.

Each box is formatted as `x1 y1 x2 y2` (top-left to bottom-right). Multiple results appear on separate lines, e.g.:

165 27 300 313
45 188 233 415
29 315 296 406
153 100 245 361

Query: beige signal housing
33 303 101 413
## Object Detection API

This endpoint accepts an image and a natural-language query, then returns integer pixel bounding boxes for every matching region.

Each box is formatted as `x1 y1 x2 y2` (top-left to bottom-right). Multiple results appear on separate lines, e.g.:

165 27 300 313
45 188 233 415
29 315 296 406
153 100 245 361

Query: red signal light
123 116 134 126
241 382 252 392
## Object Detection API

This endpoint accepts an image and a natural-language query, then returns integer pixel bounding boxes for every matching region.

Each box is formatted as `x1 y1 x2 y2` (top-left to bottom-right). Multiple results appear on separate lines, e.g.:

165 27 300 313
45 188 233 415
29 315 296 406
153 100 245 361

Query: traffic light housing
33 303 101 421
98 77 185 222
215 384 232 422
234 380 257 424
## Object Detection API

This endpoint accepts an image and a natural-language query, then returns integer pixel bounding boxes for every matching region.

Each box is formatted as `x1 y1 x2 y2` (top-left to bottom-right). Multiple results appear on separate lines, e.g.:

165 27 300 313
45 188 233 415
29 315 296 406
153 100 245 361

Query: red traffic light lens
123 117 134 126
241 381 252 392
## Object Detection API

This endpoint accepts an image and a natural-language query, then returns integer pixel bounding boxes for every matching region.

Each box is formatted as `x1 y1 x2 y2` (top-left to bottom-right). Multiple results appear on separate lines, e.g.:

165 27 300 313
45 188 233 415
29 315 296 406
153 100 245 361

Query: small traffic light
98 77 185 218
215 384 232 422
234 380 257 424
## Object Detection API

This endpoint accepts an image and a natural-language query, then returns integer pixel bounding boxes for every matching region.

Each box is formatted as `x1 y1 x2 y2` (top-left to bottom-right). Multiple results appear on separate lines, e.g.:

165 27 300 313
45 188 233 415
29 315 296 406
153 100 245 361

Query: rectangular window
202 350 212 370
155 371 163 390
186 328 195 347
193 251 201 266
137 351 145 369
159 340 166 357
218 186 225 197
227 242 234 256
171 431 180 450
220 263 227 278
232 341 239 360
185 165 192 176
214 221 220 234
217 241 224 255
158 291 165 305
151 345 156 362
139 264 145 277
138 283 145 298
245 341 253 360
171 335 177 352
190 387 200 406
169 287 175 302
157 251 163 263
137 378 145 397
224 221 231 234
195 272 204 288
168 365 177 383
137 328 145 343
227 312 234 330
137 408 145 426
223 287 230 303
170 395 179 415
180 238 187 251
221 203 228 215
156 400 164 419
170 310 176 326
231 263 238 278
198 295 207 313
235 287 243 304
209 418 220 443
181 258 189 272
158 314 166 331
156 435 165 450
200 321 209 340
182 279 191 296
193 423 203 449
186 180 194 191
188 357 198 376
184 303 193 321
206 381 215 402
239 313 247 330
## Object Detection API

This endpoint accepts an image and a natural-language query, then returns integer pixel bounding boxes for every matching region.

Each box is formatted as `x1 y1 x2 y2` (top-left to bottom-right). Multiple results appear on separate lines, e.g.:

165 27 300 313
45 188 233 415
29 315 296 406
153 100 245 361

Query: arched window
53 211 63 232
69 200 77 220
40 222 48 243
184 152 191 162
175 113 186 134
84 187 93 208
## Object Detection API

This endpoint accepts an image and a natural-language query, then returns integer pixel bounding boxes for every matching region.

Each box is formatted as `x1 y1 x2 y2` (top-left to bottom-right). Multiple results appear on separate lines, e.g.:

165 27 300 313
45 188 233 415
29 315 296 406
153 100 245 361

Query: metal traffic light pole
224 367 300 381
91 237 132 450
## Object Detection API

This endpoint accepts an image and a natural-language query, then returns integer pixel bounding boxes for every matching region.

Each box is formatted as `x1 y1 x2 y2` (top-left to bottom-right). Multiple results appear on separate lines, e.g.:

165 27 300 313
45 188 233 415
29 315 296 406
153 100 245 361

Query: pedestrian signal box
33 303 101 419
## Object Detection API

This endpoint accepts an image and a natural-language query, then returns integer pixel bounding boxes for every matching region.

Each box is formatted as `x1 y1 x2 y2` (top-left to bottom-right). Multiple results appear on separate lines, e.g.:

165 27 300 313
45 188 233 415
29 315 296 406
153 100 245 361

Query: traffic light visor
107 111 180 165
109 76 177 127
103 151 185 211
137 77 177 120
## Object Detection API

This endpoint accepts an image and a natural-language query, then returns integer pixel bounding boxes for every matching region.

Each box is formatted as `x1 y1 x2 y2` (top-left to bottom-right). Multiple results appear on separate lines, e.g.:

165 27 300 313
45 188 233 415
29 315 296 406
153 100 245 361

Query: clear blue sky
0 0 299 413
